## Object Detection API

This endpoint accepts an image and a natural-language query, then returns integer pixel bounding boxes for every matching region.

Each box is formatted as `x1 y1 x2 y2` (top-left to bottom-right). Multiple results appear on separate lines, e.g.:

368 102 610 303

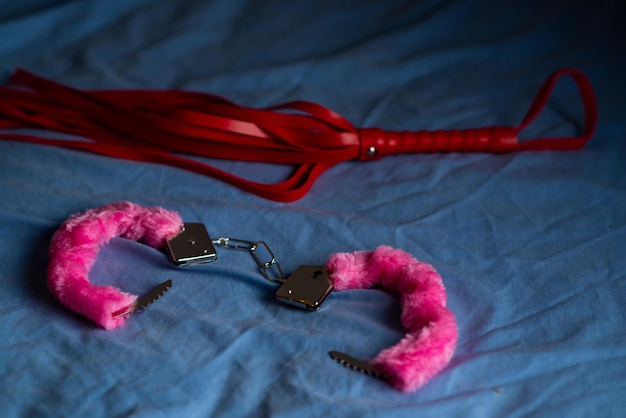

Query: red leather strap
515 68 598 150
0 68 597 201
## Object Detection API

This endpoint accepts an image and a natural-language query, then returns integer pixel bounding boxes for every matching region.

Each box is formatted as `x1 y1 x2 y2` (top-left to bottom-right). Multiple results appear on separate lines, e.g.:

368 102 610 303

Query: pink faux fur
326 246 458 392
48 201 183 330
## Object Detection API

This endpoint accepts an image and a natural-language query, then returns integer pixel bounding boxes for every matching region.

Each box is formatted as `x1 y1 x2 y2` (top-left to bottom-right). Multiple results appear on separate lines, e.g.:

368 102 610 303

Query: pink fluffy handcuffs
48 201 458 392
48 201 183 330
327 247 458 392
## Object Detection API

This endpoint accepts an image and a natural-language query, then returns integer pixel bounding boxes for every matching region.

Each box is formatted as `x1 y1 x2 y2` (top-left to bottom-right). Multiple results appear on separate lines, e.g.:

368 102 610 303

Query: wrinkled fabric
0 1 624 417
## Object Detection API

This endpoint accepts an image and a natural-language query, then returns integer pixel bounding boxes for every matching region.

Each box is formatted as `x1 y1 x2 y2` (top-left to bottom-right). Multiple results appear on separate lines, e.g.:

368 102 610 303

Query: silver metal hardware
112 279 173 318
276 265 333 310
212 237 285 283
329 350 386 379
169 225 334 311
166 223 217 265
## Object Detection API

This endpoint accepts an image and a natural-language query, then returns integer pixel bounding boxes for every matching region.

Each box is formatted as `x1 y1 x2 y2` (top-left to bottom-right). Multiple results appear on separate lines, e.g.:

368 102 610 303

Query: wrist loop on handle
514 68 598 150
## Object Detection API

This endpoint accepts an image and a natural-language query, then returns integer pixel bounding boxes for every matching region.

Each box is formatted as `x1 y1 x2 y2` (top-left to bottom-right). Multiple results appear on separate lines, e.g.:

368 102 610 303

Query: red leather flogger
0 68 597 201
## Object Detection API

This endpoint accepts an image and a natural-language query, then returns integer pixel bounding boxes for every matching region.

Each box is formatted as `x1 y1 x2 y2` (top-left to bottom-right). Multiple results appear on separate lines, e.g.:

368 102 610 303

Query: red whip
0 68 597 202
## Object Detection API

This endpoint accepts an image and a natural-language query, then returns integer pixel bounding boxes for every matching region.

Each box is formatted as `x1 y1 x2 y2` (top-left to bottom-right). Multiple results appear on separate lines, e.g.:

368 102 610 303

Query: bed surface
1 1 625 417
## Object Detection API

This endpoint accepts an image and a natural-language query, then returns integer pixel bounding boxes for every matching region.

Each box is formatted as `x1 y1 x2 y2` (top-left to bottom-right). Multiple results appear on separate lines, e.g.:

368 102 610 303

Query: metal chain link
212 237 285 283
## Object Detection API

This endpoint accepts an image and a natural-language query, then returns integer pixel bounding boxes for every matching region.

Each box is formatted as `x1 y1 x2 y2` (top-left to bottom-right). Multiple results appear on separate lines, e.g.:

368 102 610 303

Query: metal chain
212 237 286 283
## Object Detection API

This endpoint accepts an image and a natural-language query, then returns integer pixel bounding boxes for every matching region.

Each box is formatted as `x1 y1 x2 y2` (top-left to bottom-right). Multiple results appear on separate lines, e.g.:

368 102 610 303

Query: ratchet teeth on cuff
112 279 172 318
329 350 385 379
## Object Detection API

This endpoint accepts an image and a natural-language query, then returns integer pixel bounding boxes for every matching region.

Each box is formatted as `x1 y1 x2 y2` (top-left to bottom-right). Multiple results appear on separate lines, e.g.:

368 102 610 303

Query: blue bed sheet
1 1 625 417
